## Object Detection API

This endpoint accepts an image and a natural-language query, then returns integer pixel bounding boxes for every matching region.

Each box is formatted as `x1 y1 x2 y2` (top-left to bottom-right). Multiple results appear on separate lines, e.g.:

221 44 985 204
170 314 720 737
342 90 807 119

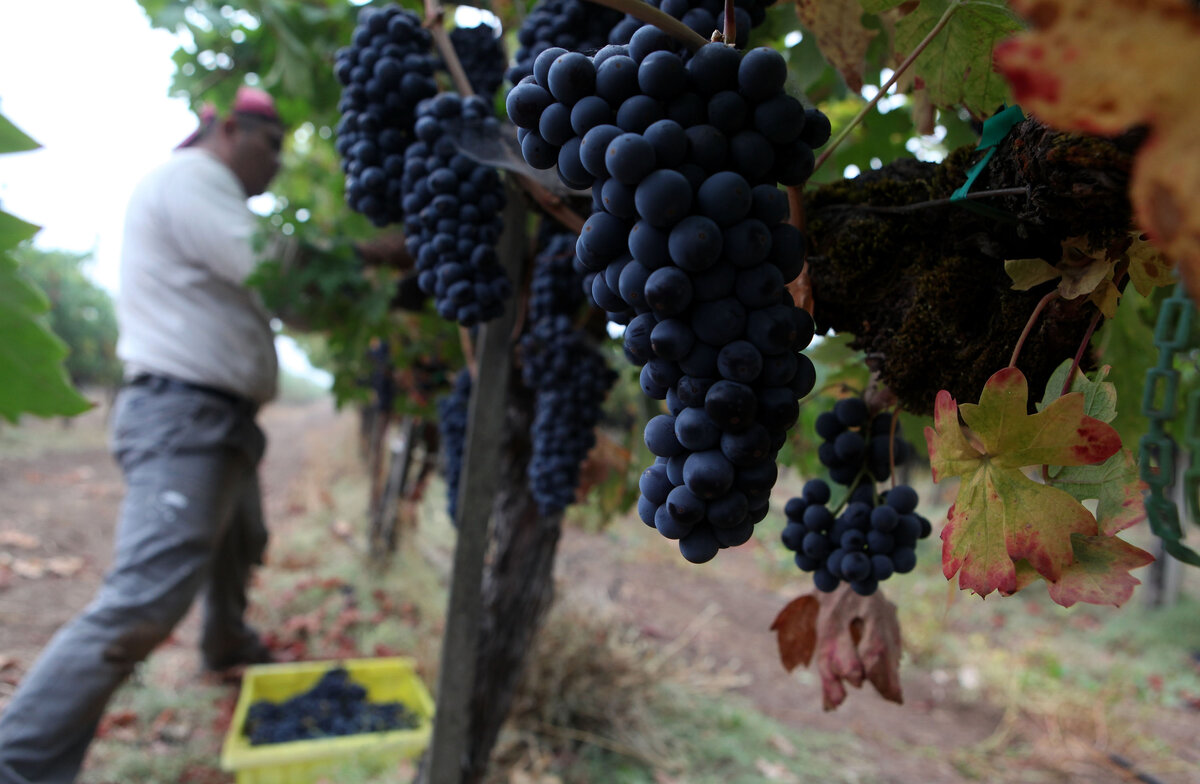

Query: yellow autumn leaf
1088 278 1121 318
995 0 1200 305
1125 232 1175 296
795 0 877 92
1005 257 1061 291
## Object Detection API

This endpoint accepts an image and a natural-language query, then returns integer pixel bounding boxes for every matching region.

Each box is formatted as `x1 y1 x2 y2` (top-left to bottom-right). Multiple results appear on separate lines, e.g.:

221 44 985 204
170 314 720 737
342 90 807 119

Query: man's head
179 86 285 197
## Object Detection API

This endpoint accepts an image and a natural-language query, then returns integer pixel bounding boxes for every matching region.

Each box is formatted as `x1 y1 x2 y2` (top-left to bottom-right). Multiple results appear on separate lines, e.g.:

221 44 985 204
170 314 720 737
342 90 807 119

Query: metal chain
1138 282 1200 566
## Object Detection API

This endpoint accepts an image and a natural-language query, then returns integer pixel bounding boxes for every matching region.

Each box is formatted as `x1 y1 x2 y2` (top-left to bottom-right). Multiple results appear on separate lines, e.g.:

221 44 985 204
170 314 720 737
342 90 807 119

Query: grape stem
512 173 587 233
723 0 736 44
459 326 478 380
423 0 475 97
812 0 963 177
581 0 711 51
1007 289 1059 369
831 467 872 517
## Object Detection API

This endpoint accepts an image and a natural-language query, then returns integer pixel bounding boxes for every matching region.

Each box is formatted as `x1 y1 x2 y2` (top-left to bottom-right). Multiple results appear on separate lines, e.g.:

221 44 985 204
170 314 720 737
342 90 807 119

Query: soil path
0 401 1184 784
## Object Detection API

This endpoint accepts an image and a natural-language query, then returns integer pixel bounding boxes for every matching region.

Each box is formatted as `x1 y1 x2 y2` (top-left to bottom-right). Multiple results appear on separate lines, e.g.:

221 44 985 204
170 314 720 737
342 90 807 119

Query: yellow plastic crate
220 657 434 784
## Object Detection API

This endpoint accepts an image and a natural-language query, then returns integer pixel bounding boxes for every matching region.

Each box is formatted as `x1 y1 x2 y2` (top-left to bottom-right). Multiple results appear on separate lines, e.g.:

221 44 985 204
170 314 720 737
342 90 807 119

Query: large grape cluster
521 232 619 514
402 93 512 326
438 368 472 523
243 667 420 745
507 41 830 563
506 0 624 85
446 23 508 102
781 479 932 596
335 4 438 226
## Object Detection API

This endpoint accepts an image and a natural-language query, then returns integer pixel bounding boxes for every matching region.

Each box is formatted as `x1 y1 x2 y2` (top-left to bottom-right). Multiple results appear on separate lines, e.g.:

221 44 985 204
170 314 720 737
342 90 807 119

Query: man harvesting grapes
0 86 286 784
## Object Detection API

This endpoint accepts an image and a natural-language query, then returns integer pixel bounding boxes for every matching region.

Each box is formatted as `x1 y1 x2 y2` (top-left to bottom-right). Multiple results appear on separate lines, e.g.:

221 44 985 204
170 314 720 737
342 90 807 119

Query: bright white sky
0 0 330 385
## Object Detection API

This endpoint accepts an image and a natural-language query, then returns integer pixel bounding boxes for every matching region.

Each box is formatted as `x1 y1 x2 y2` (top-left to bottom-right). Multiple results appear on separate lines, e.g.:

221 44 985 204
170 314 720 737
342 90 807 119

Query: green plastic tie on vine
950 104 1025 222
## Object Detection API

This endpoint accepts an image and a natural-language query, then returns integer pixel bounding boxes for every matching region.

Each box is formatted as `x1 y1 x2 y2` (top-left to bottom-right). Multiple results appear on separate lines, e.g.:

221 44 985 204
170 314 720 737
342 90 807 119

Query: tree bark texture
463 373 564 784
805 119 1146 413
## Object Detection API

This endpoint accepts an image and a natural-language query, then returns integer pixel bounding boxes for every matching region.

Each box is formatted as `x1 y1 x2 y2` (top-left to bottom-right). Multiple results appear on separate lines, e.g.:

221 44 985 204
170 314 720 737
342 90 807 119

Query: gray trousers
0 383 268 784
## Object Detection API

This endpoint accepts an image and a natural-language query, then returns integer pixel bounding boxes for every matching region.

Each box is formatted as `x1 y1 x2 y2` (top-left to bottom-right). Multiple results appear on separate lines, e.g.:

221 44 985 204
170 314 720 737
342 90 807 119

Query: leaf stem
1059 269 1126 399
581 0 711 51
1008 289 1059 369
812 0 963 177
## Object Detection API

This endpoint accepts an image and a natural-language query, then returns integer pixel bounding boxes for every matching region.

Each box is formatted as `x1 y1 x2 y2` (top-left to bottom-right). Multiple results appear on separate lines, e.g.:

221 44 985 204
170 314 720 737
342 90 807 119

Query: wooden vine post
421 181 528 783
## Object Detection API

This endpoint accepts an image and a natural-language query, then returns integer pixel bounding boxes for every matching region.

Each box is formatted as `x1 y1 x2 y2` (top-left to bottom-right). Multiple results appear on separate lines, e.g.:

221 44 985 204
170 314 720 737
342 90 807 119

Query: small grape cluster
402 93 512 326
814 397 914 486
505 0 624 85
446 23 508 102
243 667 420 746
526 232 585 329
334 4 438 226
608 0 778 51
437 369 472 523
521 232 618 514
507 40 829 563
527 331 618 513
781 479 932 596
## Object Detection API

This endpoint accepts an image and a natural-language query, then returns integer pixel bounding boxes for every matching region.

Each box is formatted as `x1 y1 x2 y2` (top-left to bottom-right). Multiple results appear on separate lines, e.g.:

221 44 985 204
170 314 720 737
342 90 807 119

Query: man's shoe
203 635 275 673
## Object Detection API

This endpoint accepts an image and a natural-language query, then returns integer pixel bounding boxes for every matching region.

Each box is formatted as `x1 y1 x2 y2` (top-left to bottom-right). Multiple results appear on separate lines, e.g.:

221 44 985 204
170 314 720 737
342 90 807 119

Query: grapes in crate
243 667 420 746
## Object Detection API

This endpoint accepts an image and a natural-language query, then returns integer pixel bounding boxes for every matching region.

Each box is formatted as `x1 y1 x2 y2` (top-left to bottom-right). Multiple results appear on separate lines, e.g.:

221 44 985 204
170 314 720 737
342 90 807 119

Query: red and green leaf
925 367 1152 606
1045 534 1156 608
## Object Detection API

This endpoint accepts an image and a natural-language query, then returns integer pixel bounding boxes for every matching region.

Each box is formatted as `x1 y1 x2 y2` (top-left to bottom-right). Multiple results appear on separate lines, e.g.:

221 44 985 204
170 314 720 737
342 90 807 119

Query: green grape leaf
925 367 1122 598
1036 362 1145 534
0 113 39 155
1037 360 1117 423
0 253 93 423
0 210 40 252
893 0 1022 118
1051 450 1147 536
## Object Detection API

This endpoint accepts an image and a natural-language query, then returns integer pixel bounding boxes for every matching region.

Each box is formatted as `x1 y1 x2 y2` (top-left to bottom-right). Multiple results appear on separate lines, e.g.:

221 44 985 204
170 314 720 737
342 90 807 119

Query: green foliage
0 112 91 423
890 0 1022 118
13 245 122 389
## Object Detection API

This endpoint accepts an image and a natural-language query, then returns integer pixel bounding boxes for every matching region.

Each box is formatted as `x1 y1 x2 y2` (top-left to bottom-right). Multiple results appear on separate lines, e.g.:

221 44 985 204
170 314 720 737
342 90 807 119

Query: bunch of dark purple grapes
334 5 438 226
521 232 618 514
437 369 472 523
815 397 914 486
507 39 830 563
446 23 508 102
402 93 512 326
781 397 930 596
505 0 623 85
782 479 932 596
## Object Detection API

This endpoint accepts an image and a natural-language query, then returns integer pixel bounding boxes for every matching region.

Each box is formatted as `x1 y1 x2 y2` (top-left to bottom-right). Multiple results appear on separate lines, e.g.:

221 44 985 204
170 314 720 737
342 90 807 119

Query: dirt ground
0 399 1195 783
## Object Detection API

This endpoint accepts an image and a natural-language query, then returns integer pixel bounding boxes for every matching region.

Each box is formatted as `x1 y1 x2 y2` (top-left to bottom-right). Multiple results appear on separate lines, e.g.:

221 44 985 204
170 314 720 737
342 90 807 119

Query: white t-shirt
116 148 278 404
